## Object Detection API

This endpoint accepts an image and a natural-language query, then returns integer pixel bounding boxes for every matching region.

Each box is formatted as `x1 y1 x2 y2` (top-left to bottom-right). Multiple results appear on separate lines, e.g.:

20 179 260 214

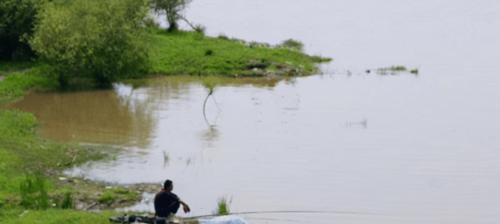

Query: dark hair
163 179 173 189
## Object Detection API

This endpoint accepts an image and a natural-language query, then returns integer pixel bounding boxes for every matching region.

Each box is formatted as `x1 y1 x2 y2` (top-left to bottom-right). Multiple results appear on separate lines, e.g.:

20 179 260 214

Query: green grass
0 209 114 224
149 30 330 77
0 64 57 103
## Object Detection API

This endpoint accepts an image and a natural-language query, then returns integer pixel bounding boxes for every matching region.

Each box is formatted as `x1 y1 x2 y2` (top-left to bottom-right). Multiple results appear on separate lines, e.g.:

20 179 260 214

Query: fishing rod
186 210 379 219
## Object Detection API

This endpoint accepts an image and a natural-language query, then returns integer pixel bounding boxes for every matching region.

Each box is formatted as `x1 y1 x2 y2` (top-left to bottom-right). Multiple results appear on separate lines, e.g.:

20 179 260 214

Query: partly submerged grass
215 197 230 216
150 30 330 76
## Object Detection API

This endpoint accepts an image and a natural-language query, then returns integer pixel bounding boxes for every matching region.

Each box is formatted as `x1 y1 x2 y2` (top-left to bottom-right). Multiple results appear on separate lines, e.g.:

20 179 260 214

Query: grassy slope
150 30 329 76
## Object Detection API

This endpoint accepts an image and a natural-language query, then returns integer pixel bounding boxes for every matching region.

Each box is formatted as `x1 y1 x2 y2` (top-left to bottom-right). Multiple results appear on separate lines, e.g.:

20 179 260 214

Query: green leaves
30 0 151 87
0 0 40 60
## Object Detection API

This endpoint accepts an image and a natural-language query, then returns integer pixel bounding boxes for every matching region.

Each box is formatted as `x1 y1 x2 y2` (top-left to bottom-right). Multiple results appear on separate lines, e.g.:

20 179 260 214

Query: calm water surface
10 1 500 223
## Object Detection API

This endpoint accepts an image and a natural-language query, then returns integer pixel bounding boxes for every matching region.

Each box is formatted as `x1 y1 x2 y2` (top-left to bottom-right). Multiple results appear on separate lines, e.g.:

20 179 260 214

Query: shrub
217 34 229 40
30 0 150 88
279 39 304 52
205 49 214 56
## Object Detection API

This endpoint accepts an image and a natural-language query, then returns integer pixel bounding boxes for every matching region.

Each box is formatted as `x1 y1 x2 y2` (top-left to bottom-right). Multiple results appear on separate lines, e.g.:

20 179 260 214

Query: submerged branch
202 89 214 126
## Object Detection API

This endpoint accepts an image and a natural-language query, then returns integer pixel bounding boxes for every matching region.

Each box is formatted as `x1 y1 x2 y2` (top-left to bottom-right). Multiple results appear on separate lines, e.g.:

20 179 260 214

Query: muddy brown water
9 1 500 223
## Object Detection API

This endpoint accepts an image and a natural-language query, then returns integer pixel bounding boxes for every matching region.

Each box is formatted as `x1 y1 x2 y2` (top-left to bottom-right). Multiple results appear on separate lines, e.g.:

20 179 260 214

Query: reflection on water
9 87 156 147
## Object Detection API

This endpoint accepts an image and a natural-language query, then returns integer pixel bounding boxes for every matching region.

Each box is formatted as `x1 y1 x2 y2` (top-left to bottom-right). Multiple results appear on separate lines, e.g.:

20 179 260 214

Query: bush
30 0 150 88
279 39 304 52
0 0 40 60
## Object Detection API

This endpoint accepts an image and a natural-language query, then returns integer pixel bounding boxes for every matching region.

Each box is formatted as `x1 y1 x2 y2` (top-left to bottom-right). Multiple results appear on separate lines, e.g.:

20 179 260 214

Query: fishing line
186 210 379 219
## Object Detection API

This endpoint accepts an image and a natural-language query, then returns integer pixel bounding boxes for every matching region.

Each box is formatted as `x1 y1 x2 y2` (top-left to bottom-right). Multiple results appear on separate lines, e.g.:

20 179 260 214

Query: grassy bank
0 109 147 223
0 110 116 222
150 30 330 76
1 209 113 224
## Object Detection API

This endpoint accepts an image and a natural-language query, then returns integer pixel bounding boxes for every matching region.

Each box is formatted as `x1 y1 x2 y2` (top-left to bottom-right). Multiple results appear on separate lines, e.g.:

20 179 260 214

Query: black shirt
154 191 181 217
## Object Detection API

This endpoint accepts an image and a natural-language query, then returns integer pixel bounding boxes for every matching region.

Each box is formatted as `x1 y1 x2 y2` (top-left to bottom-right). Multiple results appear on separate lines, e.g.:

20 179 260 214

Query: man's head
163 179 173 191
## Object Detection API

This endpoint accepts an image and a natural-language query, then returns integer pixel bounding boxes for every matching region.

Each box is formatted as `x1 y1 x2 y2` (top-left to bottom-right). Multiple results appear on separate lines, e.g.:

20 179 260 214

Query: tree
0 0 40 60
151 0 192 32
30 0 150 88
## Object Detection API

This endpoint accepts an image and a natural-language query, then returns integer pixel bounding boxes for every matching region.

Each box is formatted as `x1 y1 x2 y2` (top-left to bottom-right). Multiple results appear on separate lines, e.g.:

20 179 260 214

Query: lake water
10 0 500 223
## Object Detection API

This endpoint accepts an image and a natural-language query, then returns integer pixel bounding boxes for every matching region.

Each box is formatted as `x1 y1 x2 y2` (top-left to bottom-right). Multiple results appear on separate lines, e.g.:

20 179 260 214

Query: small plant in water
215 197 231 216
371 65 419 75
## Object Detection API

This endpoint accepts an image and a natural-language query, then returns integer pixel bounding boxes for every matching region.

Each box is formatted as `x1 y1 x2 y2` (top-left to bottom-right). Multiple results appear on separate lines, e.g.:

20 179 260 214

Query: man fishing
154 179 191 224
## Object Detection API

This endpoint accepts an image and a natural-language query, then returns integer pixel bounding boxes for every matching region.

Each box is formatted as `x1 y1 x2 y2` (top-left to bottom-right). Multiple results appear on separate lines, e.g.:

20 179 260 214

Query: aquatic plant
215 197 231 216
370 65 419 75
31 0 150 88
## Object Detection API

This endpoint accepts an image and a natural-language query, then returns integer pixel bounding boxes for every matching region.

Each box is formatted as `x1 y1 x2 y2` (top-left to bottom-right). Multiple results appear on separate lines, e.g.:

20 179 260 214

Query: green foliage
151 0 192 32
0 0 40 60
205 49 214 56
30 0 150 88
217 34 229 40
19 175 49 209
215 197 230 216
279 39 304 52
